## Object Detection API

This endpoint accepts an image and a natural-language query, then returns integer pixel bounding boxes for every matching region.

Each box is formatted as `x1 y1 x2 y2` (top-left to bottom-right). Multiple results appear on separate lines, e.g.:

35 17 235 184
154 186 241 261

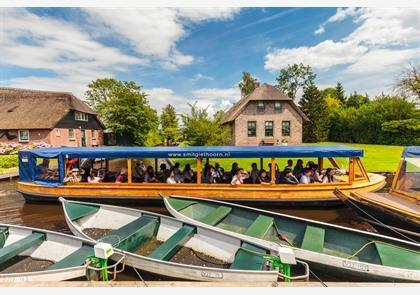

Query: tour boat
60 198 309 282
335 146 419 242
161 194 420 282
0 223 124 282
17 145 386 205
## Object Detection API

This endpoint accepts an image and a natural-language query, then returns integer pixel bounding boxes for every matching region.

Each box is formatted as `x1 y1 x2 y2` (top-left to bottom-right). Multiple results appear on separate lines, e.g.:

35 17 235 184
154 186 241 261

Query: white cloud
145 88 188 114
314 7 359 35
192 73 214 82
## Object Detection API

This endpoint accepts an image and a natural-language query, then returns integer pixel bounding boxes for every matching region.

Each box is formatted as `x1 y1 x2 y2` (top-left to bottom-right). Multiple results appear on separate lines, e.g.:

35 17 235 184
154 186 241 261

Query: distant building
222 83 309 146
0 87 105 147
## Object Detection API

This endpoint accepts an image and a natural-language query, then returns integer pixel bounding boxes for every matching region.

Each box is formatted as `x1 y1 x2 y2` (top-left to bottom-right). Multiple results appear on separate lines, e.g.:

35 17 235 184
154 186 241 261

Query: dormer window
75 111 88 121
274 101 282 110
257 101 265 111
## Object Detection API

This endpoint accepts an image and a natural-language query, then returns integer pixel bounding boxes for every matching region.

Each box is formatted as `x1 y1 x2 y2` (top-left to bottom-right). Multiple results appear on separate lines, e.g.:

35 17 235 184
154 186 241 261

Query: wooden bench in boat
102 215 159 252
301 225 325 253
230 242 266 271
46 246 94 270
244 215 274 239
63 202 99 221
168 198 197 211
0 232 45 264
199 206 232 226
374 242 420 270
149 225 195 261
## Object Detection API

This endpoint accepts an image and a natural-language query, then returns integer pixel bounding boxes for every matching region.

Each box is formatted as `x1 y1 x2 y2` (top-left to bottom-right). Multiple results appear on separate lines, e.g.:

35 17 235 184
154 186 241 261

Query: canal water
0 176 392 282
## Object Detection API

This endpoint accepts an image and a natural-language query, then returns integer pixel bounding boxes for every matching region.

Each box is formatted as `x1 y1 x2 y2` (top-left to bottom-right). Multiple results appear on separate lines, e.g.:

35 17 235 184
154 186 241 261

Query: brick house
222 83 309 145
0 87 105 147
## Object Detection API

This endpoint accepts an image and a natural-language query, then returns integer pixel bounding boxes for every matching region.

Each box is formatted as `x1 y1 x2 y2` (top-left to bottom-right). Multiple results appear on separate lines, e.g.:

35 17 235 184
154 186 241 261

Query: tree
335 82 346 104
85 78 158 146
181 102 231 146
346 91 369 108
299 84 329 142
238 72 258 97
275 63 316 100
160 104 180 145
394 62 420 104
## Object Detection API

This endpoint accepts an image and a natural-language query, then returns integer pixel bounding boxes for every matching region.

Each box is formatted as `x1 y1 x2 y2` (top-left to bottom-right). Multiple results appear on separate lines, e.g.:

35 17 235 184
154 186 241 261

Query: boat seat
0 227 8 248
230 242 266 271
102 215 159 252
63 202 99 221
0 232 45 264
46 246 94 270
375 242 420 270
244 215 274 239
168 198 197 211
199 206 232 226
149 225 195 261
301 225 325 253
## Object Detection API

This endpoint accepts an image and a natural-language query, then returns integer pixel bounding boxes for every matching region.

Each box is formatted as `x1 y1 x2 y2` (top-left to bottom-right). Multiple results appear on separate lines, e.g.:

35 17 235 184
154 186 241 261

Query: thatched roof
0 87 98 130
222 83 309 123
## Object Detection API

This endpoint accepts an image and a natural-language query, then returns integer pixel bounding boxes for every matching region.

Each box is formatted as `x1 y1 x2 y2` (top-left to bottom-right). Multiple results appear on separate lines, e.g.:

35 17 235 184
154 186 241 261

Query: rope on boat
132 266 148 287
190 248 231 267
346 240 420 260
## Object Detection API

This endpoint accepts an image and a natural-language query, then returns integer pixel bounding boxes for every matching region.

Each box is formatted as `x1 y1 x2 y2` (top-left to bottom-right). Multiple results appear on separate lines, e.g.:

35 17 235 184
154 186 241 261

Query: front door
81 129 86 147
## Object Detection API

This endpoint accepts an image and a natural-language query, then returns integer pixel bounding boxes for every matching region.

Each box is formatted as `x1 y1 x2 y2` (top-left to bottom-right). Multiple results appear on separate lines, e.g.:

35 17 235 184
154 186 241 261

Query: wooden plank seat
300 225 325 253
0 232 45 265
199 206 232 226
168 198 197 211
63 202 99 221
244 215 274 239
102 215 159 252
46 246 94 270
375 242 420 270
230 242 266 271
149 225 195 261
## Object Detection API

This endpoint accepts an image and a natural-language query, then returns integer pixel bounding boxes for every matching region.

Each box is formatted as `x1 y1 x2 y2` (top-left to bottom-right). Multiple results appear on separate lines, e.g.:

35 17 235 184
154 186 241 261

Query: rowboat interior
164 195 420 272
62 199 289 275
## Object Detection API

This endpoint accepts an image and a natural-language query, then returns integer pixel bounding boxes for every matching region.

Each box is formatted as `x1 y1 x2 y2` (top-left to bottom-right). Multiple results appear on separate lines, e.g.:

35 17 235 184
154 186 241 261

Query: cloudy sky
1 7 419 114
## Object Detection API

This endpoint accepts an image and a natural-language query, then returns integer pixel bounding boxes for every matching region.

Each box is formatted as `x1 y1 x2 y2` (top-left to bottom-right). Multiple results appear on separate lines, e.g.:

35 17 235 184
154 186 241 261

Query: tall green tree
85 78 158 146
335 82 346 104
181 102 231 146
275 63 316 100
238 72 258 97
346 92 369 108
160 104 180 145
299 84 329 142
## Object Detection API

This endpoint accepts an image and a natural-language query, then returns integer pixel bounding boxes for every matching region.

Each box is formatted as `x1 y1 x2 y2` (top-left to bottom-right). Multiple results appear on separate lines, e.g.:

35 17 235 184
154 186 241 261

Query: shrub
0 155 18 169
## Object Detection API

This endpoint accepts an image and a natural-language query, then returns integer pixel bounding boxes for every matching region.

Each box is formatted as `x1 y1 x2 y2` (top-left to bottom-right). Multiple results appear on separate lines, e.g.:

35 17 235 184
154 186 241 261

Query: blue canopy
19 145 363 159
403 146 420 158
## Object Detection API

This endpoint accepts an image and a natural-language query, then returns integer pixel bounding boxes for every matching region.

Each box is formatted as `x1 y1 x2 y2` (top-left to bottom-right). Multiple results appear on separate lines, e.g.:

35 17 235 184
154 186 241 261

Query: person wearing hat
64 168 81 183
133 160 146 183
115 168 128 183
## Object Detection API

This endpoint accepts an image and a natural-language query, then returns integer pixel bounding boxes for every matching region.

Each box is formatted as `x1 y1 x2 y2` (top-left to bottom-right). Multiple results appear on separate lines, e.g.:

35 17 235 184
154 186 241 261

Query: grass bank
0 155 18 174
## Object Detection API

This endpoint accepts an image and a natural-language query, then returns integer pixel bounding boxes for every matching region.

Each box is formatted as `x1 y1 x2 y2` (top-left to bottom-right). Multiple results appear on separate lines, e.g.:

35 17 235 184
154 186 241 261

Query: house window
282 121 291 136
257 101 265 111
92 130 96 140
274 101 282 110
74 111 88 121
265 121 273 137
247 121 256 137
69 129 75 140
18 130 29 142
55 129 61 137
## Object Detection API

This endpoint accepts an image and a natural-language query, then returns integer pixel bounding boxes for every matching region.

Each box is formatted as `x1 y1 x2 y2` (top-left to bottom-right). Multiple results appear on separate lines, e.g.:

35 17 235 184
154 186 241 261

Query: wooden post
260 158 263 170
318 158 323 173
391 158 404 190
348 158 355 184
127 159 132 184
328 157 340 168
154 158 158 172
197 158 202 184
270 158 276 184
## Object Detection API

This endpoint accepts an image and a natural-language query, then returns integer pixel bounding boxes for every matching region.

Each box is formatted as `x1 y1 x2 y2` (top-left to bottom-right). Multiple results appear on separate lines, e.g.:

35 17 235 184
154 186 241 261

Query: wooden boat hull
18 172 386 205
60 199 287 282
162 195 420 282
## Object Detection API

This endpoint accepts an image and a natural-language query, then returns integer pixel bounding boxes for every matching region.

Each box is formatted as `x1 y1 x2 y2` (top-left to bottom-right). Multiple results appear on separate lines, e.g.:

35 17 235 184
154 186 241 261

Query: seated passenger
166 170 179 184
133 160 146 183
231 168 249 185
285 159 293 170
206 166 217 184
64 168 81 183
250 163 259 184
88 169 102 183
293 159 304 178
311 164 322 182
322 168 335 183
115 168 128 183
230 162 239 180
158 163 170 182
283 168 299 184
306 161 315 169
145 166 158 183
182 164 194 183
171 163 183 183
299 168 312 184
257 170 270 185
202 163 210 183
267 163 281 183
214 163 226 182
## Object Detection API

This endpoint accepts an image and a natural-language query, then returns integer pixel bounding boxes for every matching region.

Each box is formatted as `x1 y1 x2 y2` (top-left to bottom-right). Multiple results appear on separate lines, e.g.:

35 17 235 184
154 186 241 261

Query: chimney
253 81 260 89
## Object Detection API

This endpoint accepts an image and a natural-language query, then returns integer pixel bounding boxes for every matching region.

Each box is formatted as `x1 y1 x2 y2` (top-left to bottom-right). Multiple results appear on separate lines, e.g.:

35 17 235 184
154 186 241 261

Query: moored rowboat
161 194 420 282
59 197 309 282
0 223 124 282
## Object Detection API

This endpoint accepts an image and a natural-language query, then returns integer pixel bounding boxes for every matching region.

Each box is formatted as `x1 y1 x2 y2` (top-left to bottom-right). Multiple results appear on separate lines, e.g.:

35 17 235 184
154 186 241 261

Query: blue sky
1 7 419 114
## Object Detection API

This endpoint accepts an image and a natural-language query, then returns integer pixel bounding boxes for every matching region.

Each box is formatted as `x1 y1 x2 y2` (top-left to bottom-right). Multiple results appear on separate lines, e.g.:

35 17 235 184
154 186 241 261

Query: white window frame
18 130 29 142
69 128 75 141
274 101 282 110
74 111 88 121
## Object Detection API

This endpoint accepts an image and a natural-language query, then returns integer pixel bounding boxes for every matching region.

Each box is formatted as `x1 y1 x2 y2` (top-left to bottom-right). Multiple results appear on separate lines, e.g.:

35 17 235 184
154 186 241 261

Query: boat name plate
201 270 223 279
342 260 369 272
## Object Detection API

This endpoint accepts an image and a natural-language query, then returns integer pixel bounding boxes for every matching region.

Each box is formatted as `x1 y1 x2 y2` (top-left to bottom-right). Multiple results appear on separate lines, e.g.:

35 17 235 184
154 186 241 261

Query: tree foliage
238 72 258 97
86 78 158 146
335 82 346 104
160 104 180 145
275 63 316 100
181 102 231 146
394 62 420 104
345 91 369 108
300 84 329 142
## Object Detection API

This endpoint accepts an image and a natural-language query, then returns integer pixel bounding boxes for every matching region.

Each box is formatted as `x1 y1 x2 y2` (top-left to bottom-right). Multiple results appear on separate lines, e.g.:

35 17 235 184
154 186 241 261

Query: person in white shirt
299 168 312 184
166 170 178 184
231 168 249 185
87 169 101 183
64 168 81 183
322 168 335 183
